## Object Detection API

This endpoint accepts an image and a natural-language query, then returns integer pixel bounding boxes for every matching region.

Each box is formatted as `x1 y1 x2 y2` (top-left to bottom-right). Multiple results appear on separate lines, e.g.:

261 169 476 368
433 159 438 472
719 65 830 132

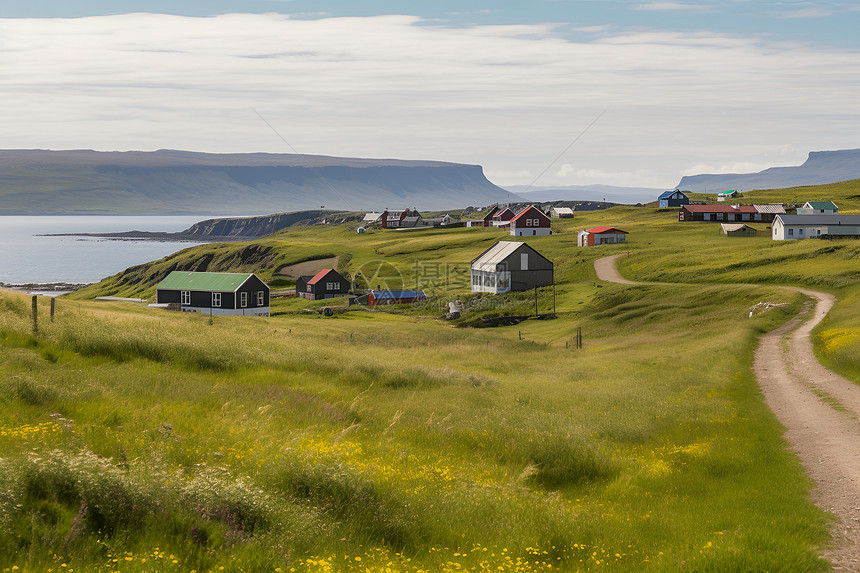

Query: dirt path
278 256 340 278
595 255 860 570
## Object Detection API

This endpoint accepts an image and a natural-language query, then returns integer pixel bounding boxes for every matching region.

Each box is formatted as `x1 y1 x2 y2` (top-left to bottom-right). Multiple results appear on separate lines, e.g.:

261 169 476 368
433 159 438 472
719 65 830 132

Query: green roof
806 201 837 210
156 271 254 292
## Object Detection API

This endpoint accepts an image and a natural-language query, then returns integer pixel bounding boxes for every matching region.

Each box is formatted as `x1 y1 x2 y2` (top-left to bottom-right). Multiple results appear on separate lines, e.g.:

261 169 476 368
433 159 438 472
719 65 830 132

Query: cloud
631 2 715 13
0 13 857 188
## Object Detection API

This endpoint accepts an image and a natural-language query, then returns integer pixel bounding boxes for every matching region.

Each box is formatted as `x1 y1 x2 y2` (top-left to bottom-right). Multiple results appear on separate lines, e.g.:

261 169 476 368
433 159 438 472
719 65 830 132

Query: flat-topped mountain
0 149 513 215
677 148 860 193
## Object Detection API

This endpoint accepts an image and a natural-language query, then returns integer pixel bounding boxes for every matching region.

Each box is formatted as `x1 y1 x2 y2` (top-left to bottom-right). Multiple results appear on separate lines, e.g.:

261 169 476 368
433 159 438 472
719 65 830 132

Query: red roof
586 226 627 234
510 205 550 223
307 268 334 285
683 204 757 213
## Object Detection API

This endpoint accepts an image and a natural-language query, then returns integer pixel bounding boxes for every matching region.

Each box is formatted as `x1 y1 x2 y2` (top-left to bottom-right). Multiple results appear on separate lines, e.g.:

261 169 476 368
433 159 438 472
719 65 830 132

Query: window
521 252 529 270
240 292 248 307
306 285 312 292
799 228 804 235
788 228 794 236
532 230 536 236
326 282 340 291
212 292 221 307
257 291 264 306
181 291 190 305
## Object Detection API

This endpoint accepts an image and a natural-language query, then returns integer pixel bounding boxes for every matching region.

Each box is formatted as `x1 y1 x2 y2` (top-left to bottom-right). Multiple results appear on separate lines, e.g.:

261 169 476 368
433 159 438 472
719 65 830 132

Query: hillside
12 180 860 570
677 148 860 192
0 149 514 215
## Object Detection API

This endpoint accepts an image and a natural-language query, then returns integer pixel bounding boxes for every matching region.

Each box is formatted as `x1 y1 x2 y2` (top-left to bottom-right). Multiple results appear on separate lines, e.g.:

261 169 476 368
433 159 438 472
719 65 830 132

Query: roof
156 271 256 292
753 204 786 214
472 240 526 271
658 190 686 199
682 204 757 214
493 207 515 220
510 205 549 223
363 212 383 222
804 201 838 210
720 223 755 232
585 226 628 234
552 207 575 214
776 214 860 226
718 190 739 195
370 290 426 299
307 268 337 285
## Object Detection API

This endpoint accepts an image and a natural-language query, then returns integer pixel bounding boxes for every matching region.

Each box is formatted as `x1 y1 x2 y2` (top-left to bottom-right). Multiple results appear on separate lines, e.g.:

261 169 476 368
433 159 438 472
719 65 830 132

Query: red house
577 226 628 246
510 205 552 237
381 209 419 228
678 204 758 222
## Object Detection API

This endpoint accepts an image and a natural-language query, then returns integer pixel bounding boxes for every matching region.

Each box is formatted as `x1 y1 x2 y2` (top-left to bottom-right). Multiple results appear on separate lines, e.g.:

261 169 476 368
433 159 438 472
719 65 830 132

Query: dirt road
595 254 860 569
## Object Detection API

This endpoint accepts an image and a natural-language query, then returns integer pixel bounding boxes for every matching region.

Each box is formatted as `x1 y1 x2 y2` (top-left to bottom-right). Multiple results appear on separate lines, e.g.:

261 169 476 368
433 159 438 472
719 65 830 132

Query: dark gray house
295 268 350 300
471 241 553 294
156 271 270 316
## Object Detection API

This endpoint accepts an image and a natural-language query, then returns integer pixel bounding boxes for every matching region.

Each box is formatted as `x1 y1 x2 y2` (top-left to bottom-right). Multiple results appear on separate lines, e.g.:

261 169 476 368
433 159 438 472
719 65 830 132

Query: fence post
31 295 38 335
50 297 55 322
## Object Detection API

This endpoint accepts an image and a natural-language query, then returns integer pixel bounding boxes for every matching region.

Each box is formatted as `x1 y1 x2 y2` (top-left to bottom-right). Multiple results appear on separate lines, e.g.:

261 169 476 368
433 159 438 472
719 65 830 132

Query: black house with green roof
155 271 270 317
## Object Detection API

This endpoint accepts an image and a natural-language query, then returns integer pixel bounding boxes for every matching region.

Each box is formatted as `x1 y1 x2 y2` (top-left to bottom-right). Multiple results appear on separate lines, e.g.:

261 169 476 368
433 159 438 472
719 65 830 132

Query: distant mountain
0 149 514 215
506 184 662 205
677 149 860 193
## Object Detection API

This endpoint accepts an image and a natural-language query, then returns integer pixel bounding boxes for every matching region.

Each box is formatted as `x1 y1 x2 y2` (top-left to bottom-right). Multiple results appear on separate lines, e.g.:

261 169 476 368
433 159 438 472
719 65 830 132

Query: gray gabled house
471 241 553 294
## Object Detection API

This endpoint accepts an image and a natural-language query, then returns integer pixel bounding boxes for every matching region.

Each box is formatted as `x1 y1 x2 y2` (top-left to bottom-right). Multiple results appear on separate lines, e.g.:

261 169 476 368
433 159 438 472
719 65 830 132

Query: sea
0 216 209 292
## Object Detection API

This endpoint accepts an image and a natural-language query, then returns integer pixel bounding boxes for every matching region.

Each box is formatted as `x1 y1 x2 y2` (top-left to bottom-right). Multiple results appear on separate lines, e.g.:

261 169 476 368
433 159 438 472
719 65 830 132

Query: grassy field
4 180 860 572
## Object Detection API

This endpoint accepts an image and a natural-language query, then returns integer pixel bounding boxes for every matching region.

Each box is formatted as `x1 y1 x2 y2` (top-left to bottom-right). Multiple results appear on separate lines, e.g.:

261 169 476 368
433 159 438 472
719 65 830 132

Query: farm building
772 214 860 240
155 271 270 317
295 269 350 300
577 226 628 246
720 223 759 237
658 190 690 208
471 240 553 294
510 205 552 237
679 204 784 223
491 207 517 227
550 207 575 218
366 290 427 306
797 201 838 215
717 190 739 202
381 209 420 228
362 212 383 227
466 206 499 227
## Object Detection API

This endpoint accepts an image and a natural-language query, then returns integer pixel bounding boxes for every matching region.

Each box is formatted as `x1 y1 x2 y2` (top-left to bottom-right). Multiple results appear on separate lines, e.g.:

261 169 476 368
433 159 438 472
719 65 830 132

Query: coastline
0 281 90 295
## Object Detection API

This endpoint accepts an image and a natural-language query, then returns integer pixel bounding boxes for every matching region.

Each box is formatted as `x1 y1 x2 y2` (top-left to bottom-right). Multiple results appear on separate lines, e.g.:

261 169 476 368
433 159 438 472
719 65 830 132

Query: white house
550 207 575 219
772 214 860 240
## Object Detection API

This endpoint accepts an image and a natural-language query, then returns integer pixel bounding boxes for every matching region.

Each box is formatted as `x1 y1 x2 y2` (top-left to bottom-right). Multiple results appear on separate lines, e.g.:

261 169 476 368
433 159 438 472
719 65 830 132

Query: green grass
7 180 860 571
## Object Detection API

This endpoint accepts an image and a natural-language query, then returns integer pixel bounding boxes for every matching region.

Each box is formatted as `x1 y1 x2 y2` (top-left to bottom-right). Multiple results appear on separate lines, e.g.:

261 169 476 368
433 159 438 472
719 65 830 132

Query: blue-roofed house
658 190 690 208
366 290 427 306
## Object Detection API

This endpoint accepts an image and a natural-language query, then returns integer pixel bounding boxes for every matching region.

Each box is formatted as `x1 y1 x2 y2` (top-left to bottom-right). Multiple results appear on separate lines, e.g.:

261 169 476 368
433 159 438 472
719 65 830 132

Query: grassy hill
3 180 860 571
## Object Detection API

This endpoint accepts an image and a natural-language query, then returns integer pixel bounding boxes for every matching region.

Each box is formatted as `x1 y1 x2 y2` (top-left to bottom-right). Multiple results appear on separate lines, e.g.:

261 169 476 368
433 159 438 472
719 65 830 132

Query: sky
1 1 858 189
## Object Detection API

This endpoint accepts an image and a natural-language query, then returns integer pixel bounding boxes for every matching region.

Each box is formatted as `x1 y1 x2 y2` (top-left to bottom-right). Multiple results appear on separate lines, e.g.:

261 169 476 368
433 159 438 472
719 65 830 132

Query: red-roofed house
295 269 350 300
510 205 552 237
678 204 758 222
577 226 628 247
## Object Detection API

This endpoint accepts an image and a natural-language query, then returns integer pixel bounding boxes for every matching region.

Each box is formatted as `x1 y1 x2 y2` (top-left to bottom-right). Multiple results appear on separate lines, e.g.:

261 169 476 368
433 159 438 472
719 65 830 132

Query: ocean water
0 216 207 286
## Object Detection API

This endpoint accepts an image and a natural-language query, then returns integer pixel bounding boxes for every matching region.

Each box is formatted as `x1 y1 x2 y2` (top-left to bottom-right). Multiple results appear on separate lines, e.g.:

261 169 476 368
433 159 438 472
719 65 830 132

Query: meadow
3 179 860 572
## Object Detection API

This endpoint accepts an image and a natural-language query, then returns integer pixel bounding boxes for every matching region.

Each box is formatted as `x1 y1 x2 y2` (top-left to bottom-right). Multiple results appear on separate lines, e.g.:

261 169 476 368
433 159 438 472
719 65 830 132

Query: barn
471 240 553 294
720 223 759 237
577 226 628 246
509 205 552 237
156 271 270 316
295 269 350 300
550 207 575 218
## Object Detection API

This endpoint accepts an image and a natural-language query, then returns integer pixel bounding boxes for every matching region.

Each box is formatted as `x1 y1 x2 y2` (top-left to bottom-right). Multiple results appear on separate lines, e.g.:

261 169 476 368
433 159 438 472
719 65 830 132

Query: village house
509 205 552 237
797 201 838 215
772 214 860 240
657 190 690 208
295 268 350 300
471 240 553 294
466 206 499 228
491 206 517 227
679 204 784 223
155 271 270 316
550 206 575 219
577 226 628 246
717 190 740 202
381 208 420 228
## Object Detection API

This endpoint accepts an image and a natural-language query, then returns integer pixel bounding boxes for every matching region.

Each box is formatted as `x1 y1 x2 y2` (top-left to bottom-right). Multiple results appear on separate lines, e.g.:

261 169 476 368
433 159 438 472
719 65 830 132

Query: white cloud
632 2 715 13
0 13 857 188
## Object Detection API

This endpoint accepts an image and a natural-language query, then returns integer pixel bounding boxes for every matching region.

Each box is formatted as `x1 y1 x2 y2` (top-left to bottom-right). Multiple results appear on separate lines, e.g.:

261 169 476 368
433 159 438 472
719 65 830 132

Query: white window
181 291 190 305
521 252 529 270
326 282 341 291
240 292 248 307
257 291 264 305
306 285 312 292
212 292 221 307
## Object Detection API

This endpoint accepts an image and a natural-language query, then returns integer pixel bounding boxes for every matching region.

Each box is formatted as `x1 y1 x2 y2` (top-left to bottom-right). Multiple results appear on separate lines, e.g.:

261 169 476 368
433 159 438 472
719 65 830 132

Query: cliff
0 149 512 215
677 149 860 193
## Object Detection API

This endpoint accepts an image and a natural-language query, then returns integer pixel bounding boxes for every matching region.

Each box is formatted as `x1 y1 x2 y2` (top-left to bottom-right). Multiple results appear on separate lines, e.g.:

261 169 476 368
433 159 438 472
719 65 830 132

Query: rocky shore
0 281 89 293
